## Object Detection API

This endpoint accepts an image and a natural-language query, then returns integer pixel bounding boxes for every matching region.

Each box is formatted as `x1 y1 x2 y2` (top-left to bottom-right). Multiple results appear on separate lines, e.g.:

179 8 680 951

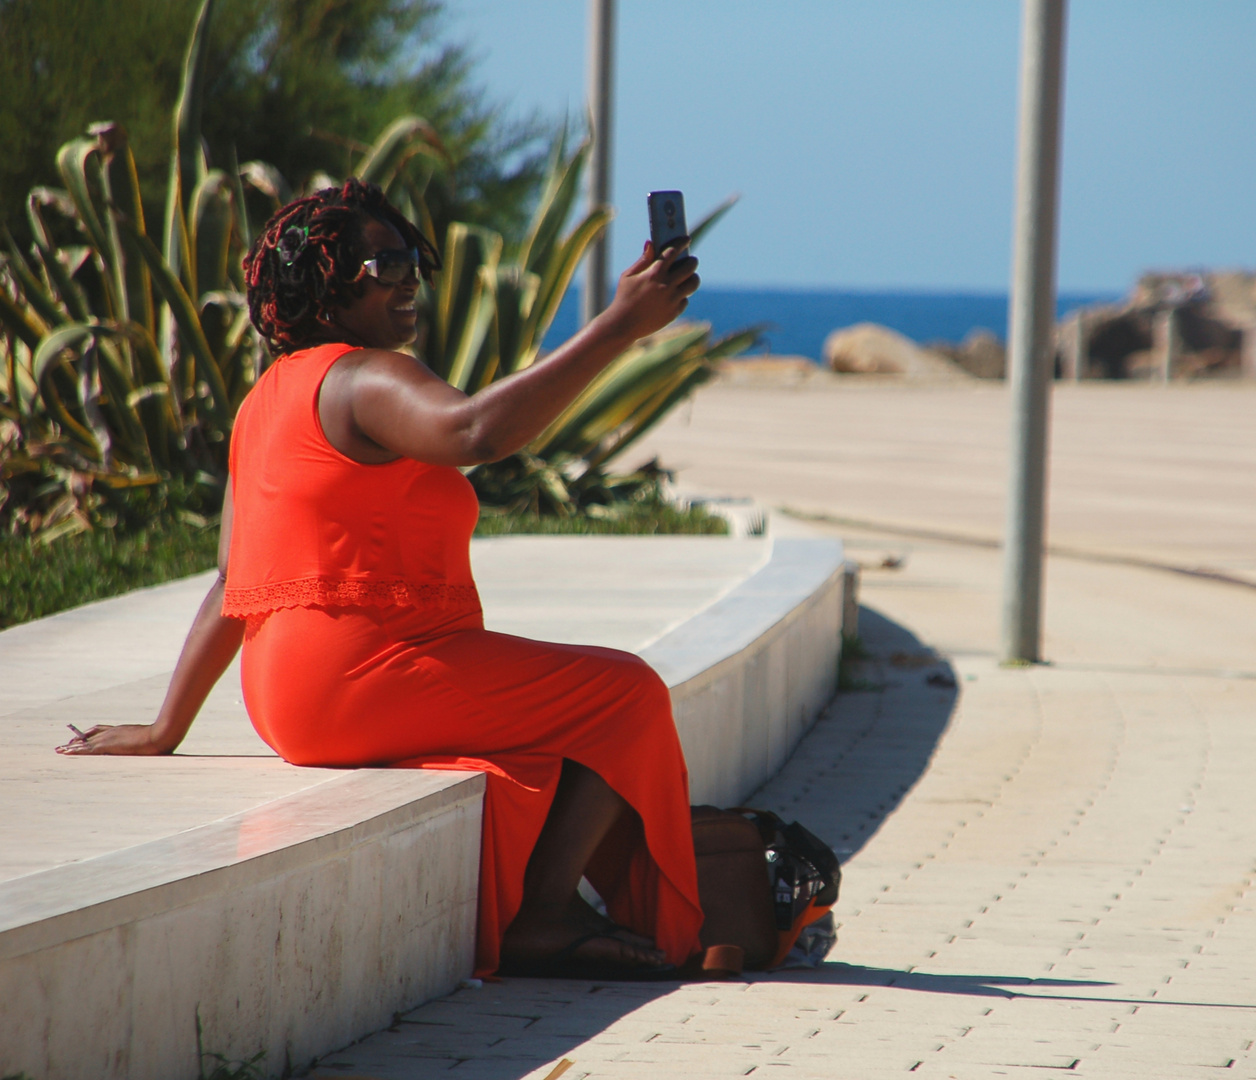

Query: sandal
499 929 680 982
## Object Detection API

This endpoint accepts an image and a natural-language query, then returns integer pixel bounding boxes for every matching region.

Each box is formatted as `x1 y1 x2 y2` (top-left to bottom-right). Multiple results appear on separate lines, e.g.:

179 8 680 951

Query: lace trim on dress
222 577 480 618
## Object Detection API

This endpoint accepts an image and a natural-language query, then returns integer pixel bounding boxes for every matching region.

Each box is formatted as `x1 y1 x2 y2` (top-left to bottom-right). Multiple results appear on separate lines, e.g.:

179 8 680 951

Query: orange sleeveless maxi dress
222 343 704 975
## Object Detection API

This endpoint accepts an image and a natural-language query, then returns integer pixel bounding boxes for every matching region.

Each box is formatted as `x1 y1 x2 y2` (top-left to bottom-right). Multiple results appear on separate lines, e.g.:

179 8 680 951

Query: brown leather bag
689 805 778 975
688 805 843 978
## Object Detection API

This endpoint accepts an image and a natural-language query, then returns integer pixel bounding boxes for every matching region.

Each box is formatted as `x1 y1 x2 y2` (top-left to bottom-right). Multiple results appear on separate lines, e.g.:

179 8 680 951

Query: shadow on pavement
760 962 1113 998
755 962 1256 1011
751 603 959 862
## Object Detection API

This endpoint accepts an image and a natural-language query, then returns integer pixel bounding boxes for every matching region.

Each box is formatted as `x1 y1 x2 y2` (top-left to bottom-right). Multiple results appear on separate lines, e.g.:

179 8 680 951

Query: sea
542 286 1119 361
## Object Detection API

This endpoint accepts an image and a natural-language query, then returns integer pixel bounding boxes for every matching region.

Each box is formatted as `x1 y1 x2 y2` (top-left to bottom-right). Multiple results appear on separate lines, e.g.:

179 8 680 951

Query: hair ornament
278 224 309 267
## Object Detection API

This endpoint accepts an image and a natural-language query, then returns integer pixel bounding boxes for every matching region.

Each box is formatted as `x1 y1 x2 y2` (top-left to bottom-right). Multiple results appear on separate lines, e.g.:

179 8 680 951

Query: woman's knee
603 649 667 699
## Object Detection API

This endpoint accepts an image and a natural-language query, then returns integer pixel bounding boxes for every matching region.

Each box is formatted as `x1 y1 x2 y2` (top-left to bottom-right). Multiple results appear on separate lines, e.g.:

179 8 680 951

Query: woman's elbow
459 423 509 465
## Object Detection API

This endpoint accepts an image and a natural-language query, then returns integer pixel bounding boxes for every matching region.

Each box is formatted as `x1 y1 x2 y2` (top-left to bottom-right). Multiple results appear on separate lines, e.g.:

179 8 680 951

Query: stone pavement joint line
309 516 1256 1080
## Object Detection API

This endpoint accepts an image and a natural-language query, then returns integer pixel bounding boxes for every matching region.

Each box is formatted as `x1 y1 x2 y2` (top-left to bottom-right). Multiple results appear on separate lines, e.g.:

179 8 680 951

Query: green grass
196 1007 267 1080
0 502 728 630
199 1051 266 1080
0 519 220 629
473 502 729 537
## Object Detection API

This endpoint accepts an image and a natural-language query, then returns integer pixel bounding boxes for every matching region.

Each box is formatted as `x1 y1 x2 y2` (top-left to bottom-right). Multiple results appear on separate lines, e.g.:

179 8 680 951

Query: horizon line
646 281 1126 299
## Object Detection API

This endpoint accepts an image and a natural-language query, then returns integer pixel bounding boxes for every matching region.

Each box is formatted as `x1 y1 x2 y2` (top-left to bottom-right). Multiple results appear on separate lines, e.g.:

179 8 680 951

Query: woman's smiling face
329 217 422 350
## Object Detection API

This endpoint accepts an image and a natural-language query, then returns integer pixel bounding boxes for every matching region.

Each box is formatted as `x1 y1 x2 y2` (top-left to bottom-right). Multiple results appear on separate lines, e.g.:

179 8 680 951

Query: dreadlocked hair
243 177 441 355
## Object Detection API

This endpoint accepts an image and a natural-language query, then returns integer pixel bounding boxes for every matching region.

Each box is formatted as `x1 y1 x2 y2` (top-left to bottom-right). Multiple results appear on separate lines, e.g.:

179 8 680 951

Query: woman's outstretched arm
57 485 245 756
332 241 700 467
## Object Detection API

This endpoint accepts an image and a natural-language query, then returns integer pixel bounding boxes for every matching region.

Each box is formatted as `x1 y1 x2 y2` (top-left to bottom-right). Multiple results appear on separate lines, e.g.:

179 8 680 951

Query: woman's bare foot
567 894 657 952
501 904 666 973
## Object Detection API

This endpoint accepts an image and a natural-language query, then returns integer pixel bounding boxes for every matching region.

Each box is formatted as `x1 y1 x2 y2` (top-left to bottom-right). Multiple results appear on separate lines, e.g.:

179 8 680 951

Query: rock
1066 270 1256 380
958 330 1006 378
1207 271 1256 327
930 329 1006 379
1084 308 1152 378
822 323 968 379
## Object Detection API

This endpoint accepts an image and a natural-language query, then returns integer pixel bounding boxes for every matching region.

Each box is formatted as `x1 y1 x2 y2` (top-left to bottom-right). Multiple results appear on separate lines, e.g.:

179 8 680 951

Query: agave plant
416 126 756 515
238 113 449 245
1 0 757 540
0 0 250 539
470 321 759 518
0 66 451 539
0 0 451 541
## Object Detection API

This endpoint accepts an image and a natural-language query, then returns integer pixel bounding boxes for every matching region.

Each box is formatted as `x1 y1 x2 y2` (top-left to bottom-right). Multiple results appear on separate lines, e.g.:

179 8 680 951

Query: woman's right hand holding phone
601 240 700 343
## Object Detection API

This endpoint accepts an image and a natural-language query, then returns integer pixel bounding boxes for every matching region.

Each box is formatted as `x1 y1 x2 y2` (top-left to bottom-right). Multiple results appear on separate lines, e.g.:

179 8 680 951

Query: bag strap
726 806 787 846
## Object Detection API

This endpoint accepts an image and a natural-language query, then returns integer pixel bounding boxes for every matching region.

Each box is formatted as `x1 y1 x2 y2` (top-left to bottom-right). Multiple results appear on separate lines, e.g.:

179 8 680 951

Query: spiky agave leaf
531 325 709 456
513 205 613 374
485 266 541 388
354 115 449 194
95 123 155 333
199 291 257 405
2 228 65 331
239 160 293 211
0 268 45 351
116 218 232 431
55 139 115 299
513 123 588 279
430 223 501 387
26 191 92 324
163 0 216 275
688 194 740 250
188 170 234 297
32 324 113 459
159 0 217 372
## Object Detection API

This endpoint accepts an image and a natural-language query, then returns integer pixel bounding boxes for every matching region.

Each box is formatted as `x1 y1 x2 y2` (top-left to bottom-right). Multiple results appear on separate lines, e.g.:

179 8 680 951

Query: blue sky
442 1 1255 293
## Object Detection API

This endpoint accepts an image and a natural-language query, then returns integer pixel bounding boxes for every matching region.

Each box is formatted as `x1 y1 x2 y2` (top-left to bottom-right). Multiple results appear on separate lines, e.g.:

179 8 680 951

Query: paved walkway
311 380 1256 1079
643 378 1256 586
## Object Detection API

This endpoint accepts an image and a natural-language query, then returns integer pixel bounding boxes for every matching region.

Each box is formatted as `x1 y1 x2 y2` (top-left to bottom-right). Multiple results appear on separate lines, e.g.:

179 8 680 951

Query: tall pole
1001 0 1068 663
581 0 616 327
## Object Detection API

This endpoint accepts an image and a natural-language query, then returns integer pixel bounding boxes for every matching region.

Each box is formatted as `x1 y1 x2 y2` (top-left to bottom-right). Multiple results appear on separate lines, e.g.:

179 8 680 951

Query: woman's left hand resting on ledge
56 488 245 756
57 723 175 755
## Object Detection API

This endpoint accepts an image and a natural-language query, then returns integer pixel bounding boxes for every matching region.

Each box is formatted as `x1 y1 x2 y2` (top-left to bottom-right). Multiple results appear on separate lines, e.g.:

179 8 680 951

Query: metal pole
1001 0 1068 664
1072 312 1086 382
1159 306 1179 383
581 0 615 327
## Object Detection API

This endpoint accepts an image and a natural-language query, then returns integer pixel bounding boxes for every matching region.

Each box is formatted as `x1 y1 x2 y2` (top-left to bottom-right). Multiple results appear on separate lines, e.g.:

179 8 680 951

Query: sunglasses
361 247 423 285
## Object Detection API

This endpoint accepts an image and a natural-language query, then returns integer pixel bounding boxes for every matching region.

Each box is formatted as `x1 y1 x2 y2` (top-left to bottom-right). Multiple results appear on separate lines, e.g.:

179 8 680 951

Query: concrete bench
0 531 851 1080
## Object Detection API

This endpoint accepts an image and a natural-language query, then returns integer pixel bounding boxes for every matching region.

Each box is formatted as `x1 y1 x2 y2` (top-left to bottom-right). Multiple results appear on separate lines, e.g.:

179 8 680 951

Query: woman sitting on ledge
58 179 704 980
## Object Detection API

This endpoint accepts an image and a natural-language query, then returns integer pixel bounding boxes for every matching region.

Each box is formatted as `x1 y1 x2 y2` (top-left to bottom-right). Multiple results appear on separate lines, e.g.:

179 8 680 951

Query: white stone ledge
648 537 847 806
0 769 483 956
0 533 850 1080
0 769 483 1080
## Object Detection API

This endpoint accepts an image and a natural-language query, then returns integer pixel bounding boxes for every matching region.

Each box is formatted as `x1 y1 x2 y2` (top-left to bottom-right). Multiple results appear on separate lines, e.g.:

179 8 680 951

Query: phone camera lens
664 201 675 215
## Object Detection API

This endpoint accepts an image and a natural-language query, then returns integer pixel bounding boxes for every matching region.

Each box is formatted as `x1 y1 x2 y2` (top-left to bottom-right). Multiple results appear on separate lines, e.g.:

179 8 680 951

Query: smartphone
647 190 688 258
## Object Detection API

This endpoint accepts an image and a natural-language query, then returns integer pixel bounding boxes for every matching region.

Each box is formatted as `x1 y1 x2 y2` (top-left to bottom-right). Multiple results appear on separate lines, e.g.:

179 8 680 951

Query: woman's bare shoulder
320 347 467 463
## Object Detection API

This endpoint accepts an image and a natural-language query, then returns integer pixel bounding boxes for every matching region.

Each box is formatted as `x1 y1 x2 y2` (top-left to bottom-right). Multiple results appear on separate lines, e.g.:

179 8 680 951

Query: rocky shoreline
1056 270 1256 381
721 270 1256 383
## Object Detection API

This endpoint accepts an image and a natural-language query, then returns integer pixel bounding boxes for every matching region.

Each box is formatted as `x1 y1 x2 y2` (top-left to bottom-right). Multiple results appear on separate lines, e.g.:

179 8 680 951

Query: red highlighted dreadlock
243 178 440 355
